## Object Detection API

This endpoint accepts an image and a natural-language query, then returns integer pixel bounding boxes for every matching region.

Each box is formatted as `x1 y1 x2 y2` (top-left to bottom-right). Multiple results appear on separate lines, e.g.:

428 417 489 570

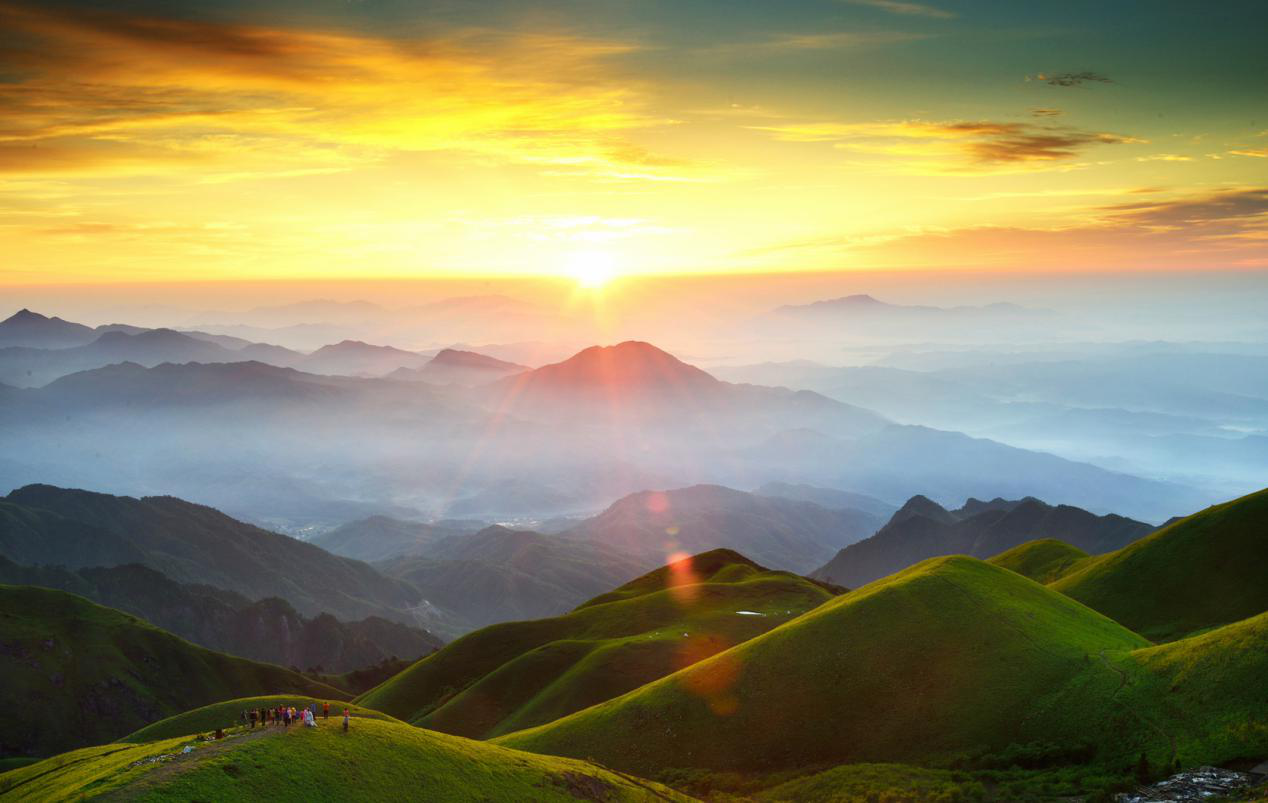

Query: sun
564 250 618 289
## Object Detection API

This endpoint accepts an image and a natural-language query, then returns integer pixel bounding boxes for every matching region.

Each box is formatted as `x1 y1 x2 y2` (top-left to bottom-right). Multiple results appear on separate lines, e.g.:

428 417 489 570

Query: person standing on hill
342 708 350 732
249 709 258 729
322 701 329 719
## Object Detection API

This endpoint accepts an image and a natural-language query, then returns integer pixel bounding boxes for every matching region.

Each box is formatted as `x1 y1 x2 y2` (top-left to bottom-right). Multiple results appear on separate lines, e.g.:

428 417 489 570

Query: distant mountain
1052 487 1268 641
772 294 1043 321
311 515 481 563
358 548 837 738
0 557 442 673
811 494 1153 587
0 584 343 757
484 341 886 440
0 485 422 625
378 526 648 635
300 340 430 377
563 484 877 574
0 309 95 349
755 481 897 519
389 348 527 386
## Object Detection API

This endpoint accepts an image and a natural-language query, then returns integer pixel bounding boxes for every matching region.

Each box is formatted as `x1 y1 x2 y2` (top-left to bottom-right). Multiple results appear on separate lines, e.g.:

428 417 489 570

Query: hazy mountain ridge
812 493 1154 587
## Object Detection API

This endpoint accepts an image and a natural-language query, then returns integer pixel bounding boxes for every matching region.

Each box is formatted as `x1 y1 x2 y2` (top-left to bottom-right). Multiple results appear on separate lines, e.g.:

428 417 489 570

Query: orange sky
1 0 1265 285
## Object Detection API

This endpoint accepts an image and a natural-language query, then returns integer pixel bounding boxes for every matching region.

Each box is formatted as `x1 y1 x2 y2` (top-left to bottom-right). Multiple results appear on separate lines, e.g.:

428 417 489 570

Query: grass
356 549 835 739
0 585 345 759
495 556 1149 777
121 696 399 743
0 715 694 802
1052 487 1268 641
987 539 1090 584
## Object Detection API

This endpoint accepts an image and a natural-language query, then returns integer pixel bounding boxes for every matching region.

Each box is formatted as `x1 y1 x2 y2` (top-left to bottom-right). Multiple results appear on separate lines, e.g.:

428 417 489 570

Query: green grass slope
496 556 1147 776
1052 487 1268 641
987 539 1090 584
356 549 836 739
1024 609 1268 771
0 585 345 759
0 717 694 802
122 696 398 743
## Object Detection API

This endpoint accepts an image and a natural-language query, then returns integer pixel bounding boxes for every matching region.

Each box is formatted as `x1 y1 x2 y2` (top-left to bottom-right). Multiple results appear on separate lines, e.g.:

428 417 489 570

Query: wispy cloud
750 118 1139 173
1030 107 1063 118
751 187 1268 268
1229 148 1268 158
845 0 956 19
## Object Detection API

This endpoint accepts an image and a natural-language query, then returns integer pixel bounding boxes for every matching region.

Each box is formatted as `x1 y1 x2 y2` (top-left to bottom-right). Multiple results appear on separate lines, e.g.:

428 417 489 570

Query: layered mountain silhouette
310 515 482 563
300 339 430 376
563 484 878 574
0 485 422 625
389 348 527 386
377 526 649 636
0 309 96 349
812 494 1153 587
0 557 441 674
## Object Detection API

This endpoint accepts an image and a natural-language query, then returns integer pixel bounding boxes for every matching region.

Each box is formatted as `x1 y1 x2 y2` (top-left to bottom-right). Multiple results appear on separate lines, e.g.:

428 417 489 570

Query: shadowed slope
0 585 344 759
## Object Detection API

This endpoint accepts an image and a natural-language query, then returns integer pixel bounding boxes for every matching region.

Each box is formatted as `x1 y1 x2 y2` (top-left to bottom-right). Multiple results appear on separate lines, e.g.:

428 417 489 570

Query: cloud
1230 148 1268 158
1029 71 1114 87
1135 154 1192 162
845 0 956 19
750 118 1138 173
0 1 685 181
753 188 1268 269
1030 107 1063 118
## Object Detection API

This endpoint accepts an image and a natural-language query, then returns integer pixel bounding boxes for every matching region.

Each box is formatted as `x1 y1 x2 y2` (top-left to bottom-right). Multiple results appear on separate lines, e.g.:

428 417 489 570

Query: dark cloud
1030 107 1062 117
1033 71 1114 87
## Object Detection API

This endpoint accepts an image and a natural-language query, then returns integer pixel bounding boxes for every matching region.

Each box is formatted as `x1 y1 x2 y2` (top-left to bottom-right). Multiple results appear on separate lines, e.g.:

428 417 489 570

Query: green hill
355 549 836 739
987 538 1090 584
0 585 344 759
1052 487 1268 641
121 696 399 743
495 556 1148 776
0 716 693 802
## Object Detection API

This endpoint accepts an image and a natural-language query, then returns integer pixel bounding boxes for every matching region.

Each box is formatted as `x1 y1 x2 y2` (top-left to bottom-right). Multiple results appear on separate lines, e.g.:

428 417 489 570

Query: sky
1 0 1266 286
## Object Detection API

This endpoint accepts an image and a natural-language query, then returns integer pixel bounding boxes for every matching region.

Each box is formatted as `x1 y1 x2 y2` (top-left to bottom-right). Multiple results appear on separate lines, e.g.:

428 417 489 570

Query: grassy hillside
356 549 836 739
495 556 1147 776
987 539 1090 584
1052 487 1268 641
123 696 399 743
0 585 344 759
0 716 693 802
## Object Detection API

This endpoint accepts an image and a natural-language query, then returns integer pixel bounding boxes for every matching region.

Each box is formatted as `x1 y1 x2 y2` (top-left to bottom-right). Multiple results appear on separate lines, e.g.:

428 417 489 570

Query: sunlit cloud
1028 71 1114 87
0 1 680 181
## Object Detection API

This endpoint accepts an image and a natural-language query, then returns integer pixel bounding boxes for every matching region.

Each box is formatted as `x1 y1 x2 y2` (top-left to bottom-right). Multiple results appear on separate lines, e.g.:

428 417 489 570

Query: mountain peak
889 494 955 527
430 348 524 371
5 308 44 323
508 341 719 395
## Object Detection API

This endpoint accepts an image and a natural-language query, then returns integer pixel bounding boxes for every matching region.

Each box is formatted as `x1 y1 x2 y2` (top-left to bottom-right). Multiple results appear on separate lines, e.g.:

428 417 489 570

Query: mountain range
811 493 1153 587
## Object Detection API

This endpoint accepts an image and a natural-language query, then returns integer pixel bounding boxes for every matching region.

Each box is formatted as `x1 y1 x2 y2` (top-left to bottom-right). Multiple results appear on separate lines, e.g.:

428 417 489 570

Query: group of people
241 702 351 732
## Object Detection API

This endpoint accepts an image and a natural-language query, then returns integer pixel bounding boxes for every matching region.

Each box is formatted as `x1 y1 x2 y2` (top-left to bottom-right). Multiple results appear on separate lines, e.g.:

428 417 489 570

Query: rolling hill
1051 487 1268 641
0 485 423 625
564 484 876 574
986 539 1090 584
812 493 1152 588
0 557 441 673
0 585 344 759
494 556 1148 776
0 714 691 802
356 549 838 740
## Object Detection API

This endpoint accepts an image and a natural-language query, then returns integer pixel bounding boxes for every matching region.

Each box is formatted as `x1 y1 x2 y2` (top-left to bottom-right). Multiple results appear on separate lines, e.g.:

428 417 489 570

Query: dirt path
1096 649 1177 767
106 726 281 800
